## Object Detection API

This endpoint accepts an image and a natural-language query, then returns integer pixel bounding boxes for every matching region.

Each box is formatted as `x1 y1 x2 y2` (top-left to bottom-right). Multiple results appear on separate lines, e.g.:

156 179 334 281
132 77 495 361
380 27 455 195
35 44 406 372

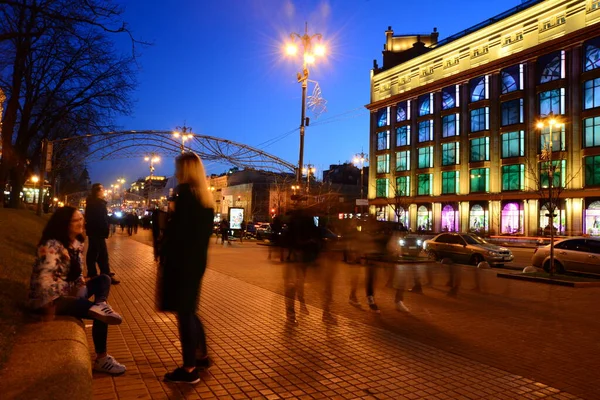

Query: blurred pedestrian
283 208 322 323
85 183 119 284
268 215 284 261
28 206 126 375
157 152 215 384
219 218 230 245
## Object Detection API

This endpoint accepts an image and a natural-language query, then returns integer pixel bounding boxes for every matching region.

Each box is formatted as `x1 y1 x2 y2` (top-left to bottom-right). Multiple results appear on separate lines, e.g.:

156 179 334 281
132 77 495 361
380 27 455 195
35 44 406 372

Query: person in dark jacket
85 183 120 284
157 152 214 384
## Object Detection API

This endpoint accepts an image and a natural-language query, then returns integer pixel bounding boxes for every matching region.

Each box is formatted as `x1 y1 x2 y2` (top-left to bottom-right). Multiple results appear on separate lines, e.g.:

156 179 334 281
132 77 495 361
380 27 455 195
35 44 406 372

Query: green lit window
470 168 489 193
442 142 460 166
470 137 489 162
540 125 565 152
501 131 525 158
442 171 459 194
584 117 600 148
396 150 410 172
417 174 432 195
501 164 524 191
396 176 410 196
418 147 433 168
376 154 390 174
540 160 566 188
585 155 600 186
396 125 411 147
376 178 389 197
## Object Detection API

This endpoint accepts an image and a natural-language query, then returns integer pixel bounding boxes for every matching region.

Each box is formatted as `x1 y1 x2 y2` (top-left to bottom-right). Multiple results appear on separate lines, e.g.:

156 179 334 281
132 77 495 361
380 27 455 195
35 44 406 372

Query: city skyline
88 0 524 187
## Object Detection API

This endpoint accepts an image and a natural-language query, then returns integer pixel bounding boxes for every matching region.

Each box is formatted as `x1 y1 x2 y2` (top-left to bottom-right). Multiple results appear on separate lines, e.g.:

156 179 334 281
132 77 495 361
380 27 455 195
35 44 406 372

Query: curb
0 317 92 399
496 272 600 287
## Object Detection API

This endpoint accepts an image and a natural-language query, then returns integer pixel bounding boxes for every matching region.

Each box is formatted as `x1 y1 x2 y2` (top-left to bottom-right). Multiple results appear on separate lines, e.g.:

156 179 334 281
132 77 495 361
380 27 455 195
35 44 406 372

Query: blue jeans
54 274 111 354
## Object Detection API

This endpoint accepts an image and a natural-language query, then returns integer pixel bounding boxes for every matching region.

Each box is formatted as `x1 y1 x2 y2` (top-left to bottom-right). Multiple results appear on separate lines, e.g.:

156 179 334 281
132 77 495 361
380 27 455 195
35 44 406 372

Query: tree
0 0 145 207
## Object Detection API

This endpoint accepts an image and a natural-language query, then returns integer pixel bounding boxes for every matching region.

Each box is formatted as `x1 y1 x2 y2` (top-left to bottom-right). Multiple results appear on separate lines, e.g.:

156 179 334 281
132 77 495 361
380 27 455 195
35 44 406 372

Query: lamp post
285 23 325 183
353 151 368 215
144 153 160 177
302 164 316 192
117 177 126 208
536 113 563 276
173 125 193 154
31 175 40 206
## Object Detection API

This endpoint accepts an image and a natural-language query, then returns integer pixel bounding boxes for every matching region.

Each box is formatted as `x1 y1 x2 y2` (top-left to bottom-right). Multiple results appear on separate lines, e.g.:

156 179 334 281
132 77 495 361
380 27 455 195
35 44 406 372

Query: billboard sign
228 207 244 230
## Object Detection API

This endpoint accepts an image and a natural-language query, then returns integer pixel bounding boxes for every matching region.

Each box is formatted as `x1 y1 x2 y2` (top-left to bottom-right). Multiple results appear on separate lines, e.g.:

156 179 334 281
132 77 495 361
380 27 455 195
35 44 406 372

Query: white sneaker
94 355 126 375
88 302 123 325
395 301 410 312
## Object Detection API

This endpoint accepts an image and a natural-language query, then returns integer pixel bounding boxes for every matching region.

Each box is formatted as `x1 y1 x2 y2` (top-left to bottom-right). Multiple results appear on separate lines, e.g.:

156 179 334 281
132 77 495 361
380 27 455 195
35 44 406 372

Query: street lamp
285 23 325 183
173 125 193 154
353 151 369 216
302 164 316 192
536 113 563 276
144 153 160 177
31 175 40 205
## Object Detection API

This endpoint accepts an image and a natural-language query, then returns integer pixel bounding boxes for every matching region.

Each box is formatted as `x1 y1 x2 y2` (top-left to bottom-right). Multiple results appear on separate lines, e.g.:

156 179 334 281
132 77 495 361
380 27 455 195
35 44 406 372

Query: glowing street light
302 164 316 192
285 23 325 183
536 112 564 276
353 151 369 214
173 125 193 153
144 153 160 176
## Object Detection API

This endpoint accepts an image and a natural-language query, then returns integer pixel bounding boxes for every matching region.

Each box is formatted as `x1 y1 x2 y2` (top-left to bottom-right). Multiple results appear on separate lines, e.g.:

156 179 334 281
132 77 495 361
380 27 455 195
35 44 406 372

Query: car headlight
399 239 406 246
488 250 499 256
417 239 422 246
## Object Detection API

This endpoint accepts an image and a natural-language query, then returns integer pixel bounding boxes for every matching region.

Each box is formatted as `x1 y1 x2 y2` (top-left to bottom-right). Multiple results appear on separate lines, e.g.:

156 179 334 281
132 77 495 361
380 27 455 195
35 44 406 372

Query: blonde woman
157 152 215 384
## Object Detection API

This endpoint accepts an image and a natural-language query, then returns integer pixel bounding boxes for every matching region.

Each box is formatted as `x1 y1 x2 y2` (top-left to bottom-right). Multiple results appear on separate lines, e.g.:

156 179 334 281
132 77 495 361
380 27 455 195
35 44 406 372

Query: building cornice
367 0 600 111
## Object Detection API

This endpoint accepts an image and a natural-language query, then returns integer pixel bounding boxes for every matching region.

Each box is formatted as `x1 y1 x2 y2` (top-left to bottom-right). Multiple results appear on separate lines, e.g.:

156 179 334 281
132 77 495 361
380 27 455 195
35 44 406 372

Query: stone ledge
0 316 92 400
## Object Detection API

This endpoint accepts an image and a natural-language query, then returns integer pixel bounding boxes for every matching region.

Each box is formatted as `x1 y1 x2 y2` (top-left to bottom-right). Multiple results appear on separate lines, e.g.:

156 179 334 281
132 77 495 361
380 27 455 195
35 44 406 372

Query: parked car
531 237 600 273
423 233 514 266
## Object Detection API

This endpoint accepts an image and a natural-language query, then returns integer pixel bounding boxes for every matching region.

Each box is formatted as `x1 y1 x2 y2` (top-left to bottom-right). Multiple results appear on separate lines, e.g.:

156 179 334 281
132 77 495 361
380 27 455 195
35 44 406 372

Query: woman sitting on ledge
28 206 126 375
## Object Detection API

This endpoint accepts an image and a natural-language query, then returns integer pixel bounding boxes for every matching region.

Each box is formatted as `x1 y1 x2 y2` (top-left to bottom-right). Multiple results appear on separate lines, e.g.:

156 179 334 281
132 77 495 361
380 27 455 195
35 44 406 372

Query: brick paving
87 234 585 400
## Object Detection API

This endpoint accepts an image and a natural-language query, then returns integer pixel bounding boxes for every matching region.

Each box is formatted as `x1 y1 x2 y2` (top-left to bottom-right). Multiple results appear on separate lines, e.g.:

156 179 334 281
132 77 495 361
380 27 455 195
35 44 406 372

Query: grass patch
522 271 600 283
0 208 48 370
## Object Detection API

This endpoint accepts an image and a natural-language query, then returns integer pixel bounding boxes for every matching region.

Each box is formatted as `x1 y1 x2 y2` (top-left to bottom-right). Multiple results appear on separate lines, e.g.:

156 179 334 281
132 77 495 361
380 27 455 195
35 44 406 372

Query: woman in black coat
158 152 214 384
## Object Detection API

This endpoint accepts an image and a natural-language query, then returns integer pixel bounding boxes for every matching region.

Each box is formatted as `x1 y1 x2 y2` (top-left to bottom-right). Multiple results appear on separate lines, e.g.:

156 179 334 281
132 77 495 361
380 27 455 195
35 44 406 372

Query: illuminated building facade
367 0 600 236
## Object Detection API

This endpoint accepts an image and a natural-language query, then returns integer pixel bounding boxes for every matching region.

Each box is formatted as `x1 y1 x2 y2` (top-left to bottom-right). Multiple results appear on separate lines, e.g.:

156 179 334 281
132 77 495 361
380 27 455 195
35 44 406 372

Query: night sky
88 0 525 187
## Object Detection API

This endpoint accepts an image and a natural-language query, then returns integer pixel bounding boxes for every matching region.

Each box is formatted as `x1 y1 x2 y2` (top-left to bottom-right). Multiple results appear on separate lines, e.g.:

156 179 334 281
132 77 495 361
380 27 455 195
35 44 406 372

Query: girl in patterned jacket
28 206 126 375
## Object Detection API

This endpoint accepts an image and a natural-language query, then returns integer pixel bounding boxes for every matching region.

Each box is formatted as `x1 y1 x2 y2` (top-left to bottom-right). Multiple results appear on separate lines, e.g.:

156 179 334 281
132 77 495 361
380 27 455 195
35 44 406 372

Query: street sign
45 141 53 172
356 199 369 206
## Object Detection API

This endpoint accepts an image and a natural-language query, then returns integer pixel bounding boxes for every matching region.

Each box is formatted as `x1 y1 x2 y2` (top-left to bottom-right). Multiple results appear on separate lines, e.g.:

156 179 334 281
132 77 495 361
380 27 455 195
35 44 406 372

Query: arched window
418 93 432 116
539 201 565 235
443 92 454 109
417 205 432 231
501 72 517 94
470 76 488 102
469 204 488 232
377 108 389 127
585 200 600 236
538 51 564 84
394 206 409 227
396 102 407 122
584 37 600 71
501 202 523 234
441 204 459 232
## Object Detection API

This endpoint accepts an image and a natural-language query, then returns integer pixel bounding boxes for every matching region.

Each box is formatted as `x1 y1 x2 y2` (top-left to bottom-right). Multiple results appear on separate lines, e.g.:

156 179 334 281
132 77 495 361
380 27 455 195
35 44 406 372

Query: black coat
85 197 109 238
157 184 214 313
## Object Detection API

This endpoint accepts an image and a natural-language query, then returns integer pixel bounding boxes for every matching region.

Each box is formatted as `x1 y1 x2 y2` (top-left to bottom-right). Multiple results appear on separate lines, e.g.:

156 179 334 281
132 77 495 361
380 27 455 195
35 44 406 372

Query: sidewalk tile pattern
87 236 582 400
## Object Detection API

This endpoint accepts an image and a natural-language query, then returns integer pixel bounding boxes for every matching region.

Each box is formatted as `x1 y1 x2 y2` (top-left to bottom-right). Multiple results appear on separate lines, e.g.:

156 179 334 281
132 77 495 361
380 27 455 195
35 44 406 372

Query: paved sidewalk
88 235 581 400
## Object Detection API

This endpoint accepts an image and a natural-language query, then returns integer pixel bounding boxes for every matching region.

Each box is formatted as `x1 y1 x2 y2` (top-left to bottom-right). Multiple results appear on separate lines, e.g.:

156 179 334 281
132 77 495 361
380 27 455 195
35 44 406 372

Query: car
423 232 513 266
531 237 600 274
386 232 425 257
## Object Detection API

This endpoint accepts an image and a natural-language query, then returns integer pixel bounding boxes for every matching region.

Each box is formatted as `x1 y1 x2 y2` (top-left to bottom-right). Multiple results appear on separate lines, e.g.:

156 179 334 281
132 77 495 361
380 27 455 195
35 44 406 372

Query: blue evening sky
88 0 524 186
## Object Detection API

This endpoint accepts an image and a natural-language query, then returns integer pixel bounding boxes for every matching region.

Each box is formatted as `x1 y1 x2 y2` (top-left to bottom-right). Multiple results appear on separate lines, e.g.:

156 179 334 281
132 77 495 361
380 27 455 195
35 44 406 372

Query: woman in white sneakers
28 206 126 375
